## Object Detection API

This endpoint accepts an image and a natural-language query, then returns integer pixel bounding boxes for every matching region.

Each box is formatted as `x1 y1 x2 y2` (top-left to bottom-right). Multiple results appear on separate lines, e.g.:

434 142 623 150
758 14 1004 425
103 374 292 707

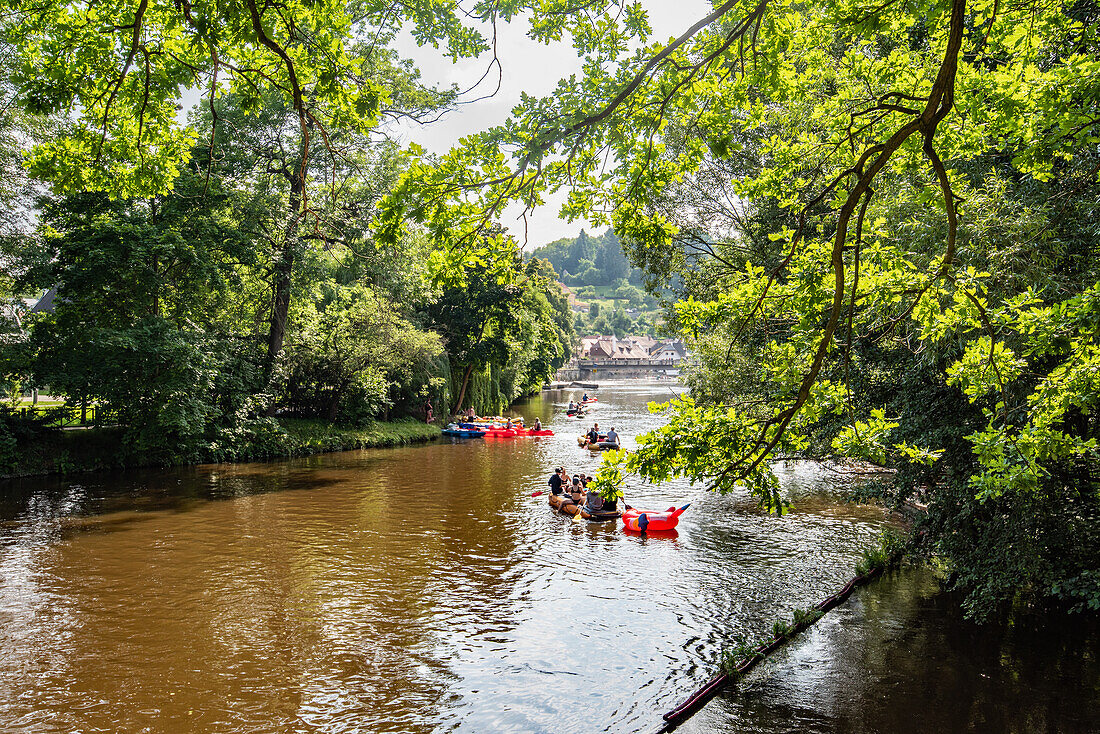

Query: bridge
575 358 679 378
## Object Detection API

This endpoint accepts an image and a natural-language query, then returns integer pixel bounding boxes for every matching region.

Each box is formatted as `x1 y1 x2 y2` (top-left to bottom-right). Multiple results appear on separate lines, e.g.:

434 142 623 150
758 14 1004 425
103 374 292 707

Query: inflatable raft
548 492 622 521
622 504 689 532
577 434 618 450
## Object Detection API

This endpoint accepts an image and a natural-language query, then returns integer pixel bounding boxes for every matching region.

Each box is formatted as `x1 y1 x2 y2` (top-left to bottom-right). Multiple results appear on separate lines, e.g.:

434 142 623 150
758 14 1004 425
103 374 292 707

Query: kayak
622 504 690 532
577 434 607 446
442 424 485 438
482 428 519 438
548 492 622 521
523 428 554 436
581 397 598 404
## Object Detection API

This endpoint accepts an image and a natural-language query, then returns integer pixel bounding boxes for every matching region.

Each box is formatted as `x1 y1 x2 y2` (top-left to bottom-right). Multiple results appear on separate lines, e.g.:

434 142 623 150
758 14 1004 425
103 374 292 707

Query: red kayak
622 504 689 532
482 427 519 437
524 428 554 436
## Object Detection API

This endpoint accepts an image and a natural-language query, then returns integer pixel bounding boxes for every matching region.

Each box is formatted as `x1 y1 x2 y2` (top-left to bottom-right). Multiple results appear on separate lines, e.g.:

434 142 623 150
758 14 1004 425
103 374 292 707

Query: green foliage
791 607 824 627
623 395 793 514
855 528 909 577
1052 571 1100 614
0 421 17 472
0 0 478 197
532 228 641 288
423 248 573 414
280 283 442 423
831 409 900 466
591 449 628 502
277 417 441 453
720 636 765 677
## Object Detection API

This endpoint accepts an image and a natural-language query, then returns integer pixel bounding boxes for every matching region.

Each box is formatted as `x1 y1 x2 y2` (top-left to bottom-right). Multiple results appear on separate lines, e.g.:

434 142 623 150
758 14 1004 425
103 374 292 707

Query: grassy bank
0 418 441 479
278 418 442 454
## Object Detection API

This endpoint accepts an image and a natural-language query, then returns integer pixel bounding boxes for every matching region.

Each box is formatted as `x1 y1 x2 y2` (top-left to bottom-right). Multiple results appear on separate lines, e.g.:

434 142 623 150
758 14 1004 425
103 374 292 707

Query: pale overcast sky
391 1 711 249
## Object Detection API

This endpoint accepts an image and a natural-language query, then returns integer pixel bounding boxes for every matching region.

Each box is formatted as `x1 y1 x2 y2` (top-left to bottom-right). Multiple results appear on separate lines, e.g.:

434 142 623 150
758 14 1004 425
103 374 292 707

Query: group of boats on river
441 414 554 438
443 392 687 534
541 465 689 533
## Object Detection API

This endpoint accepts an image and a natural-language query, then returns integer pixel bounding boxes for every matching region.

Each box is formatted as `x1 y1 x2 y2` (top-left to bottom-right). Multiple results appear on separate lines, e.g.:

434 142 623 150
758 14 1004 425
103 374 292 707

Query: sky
176 3 712 250
390 1 711 250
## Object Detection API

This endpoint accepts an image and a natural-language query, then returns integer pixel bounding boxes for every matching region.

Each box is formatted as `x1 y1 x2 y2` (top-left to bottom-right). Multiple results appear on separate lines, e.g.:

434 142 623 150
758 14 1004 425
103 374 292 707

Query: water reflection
1 382 1096 733
685 566 1100 734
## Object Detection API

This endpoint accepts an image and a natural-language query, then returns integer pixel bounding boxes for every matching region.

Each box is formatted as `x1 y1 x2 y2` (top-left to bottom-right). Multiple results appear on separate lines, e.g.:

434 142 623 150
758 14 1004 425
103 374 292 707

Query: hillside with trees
529 228 662 336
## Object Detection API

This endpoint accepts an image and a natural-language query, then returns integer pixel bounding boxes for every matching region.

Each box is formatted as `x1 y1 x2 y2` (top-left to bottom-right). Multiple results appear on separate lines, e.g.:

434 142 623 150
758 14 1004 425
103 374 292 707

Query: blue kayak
442 424 485 438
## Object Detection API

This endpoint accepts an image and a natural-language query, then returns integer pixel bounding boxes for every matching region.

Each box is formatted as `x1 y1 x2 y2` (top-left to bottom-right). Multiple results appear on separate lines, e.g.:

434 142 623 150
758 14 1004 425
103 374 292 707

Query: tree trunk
150 196 159 317
453 363 475 417
265 171 304 376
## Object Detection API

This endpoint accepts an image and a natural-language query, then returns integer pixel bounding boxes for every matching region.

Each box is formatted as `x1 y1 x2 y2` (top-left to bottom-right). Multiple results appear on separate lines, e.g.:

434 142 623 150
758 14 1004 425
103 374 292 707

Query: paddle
531 490 544 497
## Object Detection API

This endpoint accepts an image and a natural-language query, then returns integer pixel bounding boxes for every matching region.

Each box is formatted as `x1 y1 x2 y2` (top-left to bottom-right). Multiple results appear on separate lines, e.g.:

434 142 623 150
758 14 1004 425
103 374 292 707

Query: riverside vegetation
0 0 1098 624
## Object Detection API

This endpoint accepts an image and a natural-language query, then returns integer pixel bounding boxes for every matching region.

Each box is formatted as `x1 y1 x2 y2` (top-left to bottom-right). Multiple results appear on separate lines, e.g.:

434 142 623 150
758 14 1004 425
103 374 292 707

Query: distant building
650 340 687 363
578 334 677 361
29 287 58 315
557 282 590 313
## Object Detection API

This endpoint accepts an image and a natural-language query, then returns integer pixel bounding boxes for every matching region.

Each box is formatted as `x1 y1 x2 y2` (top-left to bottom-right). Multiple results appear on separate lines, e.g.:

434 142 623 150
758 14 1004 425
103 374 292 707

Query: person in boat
570 475 584 504
533 417 542 431
466 406 476 420
558 468 572 500
585 482 603 512
587 474 616 511
582 392 589 402
548 467 564 496
568 400 576 412
586 423 601 446
605 426 620 447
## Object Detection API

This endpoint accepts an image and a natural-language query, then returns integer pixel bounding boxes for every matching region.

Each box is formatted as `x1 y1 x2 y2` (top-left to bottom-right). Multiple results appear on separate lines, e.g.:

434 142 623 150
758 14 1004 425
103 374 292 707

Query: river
2 381 1098 733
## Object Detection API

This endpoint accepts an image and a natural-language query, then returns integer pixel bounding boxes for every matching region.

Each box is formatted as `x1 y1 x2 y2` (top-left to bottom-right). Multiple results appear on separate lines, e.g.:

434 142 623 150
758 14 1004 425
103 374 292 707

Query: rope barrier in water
652 564 889 733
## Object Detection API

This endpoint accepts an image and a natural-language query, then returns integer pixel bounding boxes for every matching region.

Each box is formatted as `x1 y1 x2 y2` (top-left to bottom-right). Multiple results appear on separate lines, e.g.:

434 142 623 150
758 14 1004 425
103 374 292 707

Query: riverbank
0 418 441 480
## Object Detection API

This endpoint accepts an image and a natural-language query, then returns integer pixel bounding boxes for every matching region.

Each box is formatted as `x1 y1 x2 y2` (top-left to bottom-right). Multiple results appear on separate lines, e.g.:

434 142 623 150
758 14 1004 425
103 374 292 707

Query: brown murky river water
2 382 1098 732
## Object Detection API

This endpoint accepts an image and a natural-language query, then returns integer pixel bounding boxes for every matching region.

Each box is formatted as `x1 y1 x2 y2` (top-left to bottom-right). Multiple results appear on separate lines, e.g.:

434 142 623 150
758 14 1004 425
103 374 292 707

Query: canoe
577 434 607 446
622 504 690 532
548 492 622 521
581 397 598 404
442 424 485 438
